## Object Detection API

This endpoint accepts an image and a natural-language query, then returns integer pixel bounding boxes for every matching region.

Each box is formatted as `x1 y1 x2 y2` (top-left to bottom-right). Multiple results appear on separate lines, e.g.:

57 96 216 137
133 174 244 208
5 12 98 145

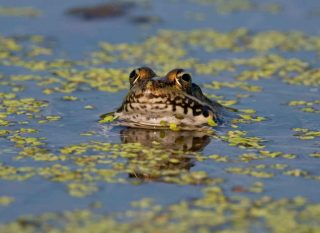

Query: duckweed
3 186 320 233
1 29 319 99
226 166 274 178
220 130 265 149
0 196 14 206
288 100 320 114
68 183 99 198
293 128 320 140
84 105 95 110
99 114 118 123
0 7 40 17
284 169 309 177
169 122 180 131
207 118 217 126
204 81 262 92
62 96 78 101
193 0 282 14
0 3 320 231
310 152 320 158
232 114 266 124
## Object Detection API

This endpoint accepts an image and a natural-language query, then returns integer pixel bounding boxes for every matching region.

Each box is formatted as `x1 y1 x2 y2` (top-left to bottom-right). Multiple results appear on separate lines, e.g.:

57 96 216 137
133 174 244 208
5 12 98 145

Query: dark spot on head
192 108 202 116
172 103 176 112
184 106 188 114
202 106 209 117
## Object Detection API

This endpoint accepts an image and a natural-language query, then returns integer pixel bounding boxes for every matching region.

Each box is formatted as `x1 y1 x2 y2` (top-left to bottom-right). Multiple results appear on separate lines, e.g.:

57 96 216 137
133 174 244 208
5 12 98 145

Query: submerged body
112 67 229 129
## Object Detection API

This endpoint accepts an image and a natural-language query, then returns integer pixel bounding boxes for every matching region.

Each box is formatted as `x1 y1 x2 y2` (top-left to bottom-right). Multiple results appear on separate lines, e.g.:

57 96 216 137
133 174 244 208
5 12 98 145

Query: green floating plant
0 6 41 17
220 130 265 149
288 100 320 114
1 185 320 233
293 128 320 140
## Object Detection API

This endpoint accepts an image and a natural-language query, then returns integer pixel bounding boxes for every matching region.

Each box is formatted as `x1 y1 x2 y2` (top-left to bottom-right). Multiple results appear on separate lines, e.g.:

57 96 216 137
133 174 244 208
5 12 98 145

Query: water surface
0 0 319 232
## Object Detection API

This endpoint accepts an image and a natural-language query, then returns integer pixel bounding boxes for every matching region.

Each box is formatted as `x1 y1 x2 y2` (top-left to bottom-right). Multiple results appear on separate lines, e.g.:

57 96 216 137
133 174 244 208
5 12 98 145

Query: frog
103 67 231 129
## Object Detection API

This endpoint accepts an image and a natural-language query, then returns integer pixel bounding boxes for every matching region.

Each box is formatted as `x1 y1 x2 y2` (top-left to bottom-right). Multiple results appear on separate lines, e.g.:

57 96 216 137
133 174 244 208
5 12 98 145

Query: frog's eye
181 73 191 82
176 72 192 90
129 69 140 87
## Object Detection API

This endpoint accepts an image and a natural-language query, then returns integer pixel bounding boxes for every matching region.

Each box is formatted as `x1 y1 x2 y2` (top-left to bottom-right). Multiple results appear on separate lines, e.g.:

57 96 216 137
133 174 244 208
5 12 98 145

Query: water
0 0 319 232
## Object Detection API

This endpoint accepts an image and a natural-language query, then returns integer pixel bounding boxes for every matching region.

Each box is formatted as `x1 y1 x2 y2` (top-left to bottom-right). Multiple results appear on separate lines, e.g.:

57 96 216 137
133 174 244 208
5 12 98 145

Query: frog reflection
119 127 211 181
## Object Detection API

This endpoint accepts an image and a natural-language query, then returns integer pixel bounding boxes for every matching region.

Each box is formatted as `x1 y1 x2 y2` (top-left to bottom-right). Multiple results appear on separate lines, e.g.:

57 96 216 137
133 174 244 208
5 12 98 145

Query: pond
0 0 319 232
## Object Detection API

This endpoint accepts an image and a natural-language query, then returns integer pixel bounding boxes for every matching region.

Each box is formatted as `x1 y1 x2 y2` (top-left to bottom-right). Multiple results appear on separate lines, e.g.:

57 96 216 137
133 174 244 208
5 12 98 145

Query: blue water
0 0 319 226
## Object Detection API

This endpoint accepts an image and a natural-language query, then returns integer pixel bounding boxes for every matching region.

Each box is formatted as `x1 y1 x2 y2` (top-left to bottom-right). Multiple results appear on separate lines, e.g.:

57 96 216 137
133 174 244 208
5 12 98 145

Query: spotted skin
114 67 226 128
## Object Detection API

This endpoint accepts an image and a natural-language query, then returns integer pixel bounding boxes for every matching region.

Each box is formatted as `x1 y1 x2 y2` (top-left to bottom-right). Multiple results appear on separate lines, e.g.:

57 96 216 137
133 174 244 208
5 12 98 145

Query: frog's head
114 67 220 129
